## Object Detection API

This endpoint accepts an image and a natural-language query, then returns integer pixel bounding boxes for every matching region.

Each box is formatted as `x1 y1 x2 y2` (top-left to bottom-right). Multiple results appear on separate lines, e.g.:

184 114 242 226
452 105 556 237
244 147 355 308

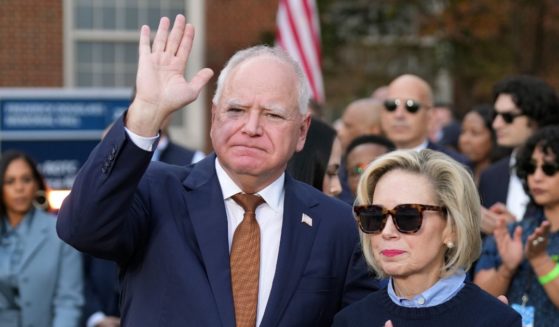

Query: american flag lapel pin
301 214 313 227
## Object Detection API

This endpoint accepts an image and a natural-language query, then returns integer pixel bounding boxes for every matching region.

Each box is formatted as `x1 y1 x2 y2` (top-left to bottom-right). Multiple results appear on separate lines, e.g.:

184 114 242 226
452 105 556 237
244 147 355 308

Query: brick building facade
0 0 64 86
0 0 277 90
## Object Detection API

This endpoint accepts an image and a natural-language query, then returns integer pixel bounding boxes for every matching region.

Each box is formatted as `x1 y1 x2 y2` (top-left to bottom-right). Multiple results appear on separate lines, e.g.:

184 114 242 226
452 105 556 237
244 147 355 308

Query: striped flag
275 0 325 102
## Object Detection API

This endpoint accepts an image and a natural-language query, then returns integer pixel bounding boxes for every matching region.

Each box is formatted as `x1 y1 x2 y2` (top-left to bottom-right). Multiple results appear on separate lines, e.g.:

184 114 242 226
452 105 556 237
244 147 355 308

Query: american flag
275 0 324 103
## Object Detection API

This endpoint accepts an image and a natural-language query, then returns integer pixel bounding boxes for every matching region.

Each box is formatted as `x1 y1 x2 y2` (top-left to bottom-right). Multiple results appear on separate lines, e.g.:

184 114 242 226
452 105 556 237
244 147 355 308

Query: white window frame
63 0 208 151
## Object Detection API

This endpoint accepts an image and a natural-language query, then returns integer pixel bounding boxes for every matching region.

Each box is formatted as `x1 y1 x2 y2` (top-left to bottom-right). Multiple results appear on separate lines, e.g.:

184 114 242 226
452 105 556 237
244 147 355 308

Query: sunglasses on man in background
492 110 525 124
383 99 423 114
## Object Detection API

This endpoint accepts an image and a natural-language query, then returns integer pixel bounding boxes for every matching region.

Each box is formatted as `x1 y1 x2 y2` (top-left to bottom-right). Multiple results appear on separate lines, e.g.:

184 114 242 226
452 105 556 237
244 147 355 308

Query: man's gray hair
212 45 310 114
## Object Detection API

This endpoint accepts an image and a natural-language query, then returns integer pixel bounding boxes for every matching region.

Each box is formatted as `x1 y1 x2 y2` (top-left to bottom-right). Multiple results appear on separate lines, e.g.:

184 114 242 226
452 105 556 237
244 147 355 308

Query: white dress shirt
215 160 284 326
410 139 429 152
125 128 284 326
506 154 529 221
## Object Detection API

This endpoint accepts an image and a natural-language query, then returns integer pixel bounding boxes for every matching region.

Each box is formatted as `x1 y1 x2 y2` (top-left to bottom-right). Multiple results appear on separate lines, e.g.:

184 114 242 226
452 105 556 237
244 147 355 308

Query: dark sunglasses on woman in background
524 161 559 176
353 203 447 234
491 110 524 124
383 99 423 113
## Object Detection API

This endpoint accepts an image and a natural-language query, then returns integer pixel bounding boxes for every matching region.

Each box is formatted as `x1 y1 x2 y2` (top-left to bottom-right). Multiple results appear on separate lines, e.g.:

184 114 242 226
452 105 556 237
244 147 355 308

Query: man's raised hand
127 15 214 136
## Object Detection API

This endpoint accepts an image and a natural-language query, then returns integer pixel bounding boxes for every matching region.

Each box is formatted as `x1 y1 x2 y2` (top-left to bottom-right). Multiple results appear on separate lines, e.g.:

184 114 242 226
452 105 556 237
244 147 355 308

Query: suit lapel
18 210 49 271
183 154 235 327
260 176 319 327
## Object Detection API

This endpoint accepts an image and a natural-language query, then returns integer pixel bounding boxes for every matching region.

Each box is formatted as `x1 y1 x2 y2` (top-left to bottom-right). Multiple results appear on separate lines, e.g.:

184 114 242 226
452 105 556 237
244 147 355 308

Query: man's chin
227 160 265 177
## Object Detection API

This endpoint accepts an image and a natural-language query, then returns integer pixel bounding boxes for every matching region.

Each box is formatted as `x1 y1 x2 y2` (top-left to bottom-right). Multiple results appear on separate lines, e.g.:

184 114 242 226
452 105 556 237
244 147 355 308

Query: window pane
77 71 94 87
101 71 115 86
101 43 115 62
76 42 93 63
123 43 138 62
75 4 93 29
101 7 116 30
123 5 140 30
124 72 136 87
148 6 162 30
73 1 187 87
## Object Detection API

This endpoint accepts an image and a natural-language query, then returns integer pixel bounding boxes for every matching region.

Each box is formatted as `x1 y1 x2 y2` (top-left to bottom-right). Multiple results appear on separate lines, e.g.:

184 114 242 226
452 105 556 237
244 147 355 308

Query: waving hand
127 15 214 136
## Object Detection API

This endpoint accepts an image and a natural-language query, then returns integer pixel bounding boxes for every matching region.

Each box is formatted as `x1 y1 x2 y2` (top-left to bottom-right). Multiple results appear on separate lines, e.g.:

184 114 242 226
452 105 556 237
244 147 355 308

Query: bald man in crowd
336 98 384 203
380 74 468 165
337 98 383 152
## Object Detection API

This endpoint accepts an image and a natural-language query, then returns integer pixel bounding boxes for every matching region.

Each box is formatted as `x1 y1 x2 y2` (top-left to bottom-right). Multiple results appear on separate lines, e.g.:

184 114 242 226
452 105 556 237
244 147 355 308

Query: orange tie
230 193 265 327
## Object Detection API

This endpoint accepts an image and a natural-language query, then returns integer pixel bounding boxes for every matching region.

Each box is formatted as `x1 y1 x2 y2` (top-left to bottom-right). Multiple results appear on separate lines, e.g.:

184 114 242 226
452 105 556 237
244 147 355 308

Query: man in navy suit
57 15 376 327
379 74 469 166
478 75 559 233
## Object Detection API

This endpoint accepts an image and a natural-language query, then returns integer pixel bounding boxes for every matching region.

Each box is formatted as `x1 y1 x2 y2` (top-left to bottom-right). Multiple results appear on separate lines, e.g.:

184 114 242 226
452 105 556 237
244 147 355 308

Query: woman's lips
381 249 405 257
530 188 545 196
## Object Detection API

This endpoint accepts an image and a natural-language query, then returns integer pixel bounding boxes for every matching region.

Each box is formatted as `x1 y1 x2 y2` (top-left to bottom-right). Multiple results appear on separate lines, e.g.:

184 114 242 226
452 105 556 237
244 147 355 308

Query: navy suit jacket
82 256 120 325
57 117 377 327
478 156 510 208
427 141 471 167
159 141 196 166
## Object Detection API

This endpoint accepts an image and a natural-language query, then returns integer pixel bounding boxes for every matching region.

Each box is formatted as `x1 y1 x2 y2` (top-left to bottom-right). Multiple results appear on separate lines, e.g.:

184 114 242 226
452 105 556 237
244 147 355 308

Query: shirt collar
157 135 170 151
387 269 466 307
410 140 429 152
215 158 285 213
1 209 35 237
509 150 518 169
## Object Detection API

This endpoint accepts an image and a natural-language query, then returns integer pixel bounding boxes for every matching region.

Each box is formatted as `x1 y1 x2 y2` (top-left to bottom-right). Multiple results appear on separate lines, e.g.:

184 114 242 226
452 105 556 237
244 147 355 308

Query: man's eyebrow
262 103 287 113
225 99 249 107
226 99 289 113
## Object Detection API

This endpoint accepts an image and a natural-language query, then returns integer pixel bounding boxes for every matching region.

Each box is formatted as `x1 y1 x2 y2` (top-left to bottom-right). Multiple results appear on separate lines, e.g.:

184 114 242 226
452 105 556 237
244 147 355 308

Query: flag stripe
302 0 320 65
284 0 319 102
275 0 324 102
293 0 323 100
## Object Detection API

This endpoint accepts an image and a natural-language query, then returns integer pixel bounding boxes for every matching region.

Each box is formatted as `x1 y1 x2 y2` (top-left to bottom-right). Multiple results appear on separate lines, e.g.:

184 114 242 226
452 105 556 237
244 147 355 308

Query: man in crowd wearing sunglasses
379 74 469 165
57 15 378 327
478 75 559 234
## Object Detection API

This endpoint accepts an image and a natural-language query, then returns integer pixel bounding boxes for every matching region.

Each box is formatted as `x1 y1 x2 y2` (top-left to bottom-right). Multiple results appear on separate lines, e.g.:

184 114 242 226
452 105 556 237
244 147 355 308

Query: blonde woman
333 149 520 326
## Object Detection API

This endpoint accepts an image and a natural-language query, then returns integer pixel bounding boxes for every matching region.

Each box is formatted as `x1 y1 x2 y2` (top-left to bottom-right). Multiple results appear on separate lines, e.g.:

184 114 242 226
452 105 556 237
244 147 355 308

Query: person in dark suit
83 119 205 327
56 15 377 327
82 256 120 327
152 116 205 166
286 117 337 191
379 74 470 166
478 75 559 234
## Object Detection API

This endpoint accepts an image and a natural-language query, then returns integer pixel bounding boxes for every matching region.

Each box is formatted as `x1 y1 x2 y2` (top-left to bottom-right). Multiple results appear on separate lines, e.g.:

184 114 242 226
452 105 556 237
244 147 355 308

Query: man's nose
242 110 263 136
392 103 408 117
492 115 503 129
328 175 342 196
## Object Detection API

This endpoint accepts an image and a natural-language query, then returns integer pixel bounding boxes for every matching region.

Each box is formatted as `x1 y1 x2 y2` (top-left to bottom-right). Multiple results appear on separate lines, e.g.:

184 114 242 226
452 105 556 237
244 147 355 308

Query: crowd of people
2 14 559 326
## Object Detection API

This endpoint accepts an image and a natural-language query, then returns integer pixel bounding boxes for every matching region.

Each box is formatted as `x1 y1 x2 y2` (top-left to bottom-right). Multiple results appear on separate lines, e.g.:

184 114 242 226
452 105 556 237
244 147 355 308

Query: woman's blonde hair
355 149 481 278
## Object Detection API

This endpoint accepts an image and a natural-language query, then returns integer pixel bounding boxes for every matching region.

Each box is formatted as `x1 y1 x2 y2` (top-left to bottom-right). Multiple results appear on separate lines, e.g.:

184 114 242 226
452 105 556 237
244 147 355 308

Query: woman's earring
33 190 48 210
446 241 455 249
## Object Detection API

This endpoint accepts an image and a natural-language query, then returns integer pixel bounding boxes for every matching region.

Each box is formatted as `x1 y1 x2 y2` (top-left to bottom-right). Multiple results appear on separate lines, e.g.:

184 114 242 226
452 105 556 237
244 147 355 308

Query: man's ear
295 113 312 152
210 103 217 134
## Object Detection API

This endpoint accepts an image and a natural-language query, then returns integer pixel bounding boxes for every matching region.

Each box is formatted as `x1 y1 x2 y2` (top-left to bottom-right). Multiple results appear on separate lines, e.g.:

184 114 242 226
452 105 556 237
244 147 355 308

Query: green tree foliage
318 0 559 118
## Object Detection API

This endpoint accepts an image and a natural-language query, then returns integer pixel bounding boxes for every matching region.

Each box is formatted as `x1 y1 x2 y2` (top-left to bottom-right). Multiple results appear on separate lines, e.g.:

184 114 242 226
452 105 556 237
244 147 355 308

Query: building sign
0 88 131 190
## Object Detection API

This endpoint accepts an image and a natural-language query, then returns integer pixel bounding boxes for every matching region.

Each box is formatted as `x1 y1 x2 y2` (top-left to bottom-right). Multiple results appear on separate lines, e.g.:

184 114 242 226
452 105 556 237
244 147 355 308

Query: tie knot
232 193 264 213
